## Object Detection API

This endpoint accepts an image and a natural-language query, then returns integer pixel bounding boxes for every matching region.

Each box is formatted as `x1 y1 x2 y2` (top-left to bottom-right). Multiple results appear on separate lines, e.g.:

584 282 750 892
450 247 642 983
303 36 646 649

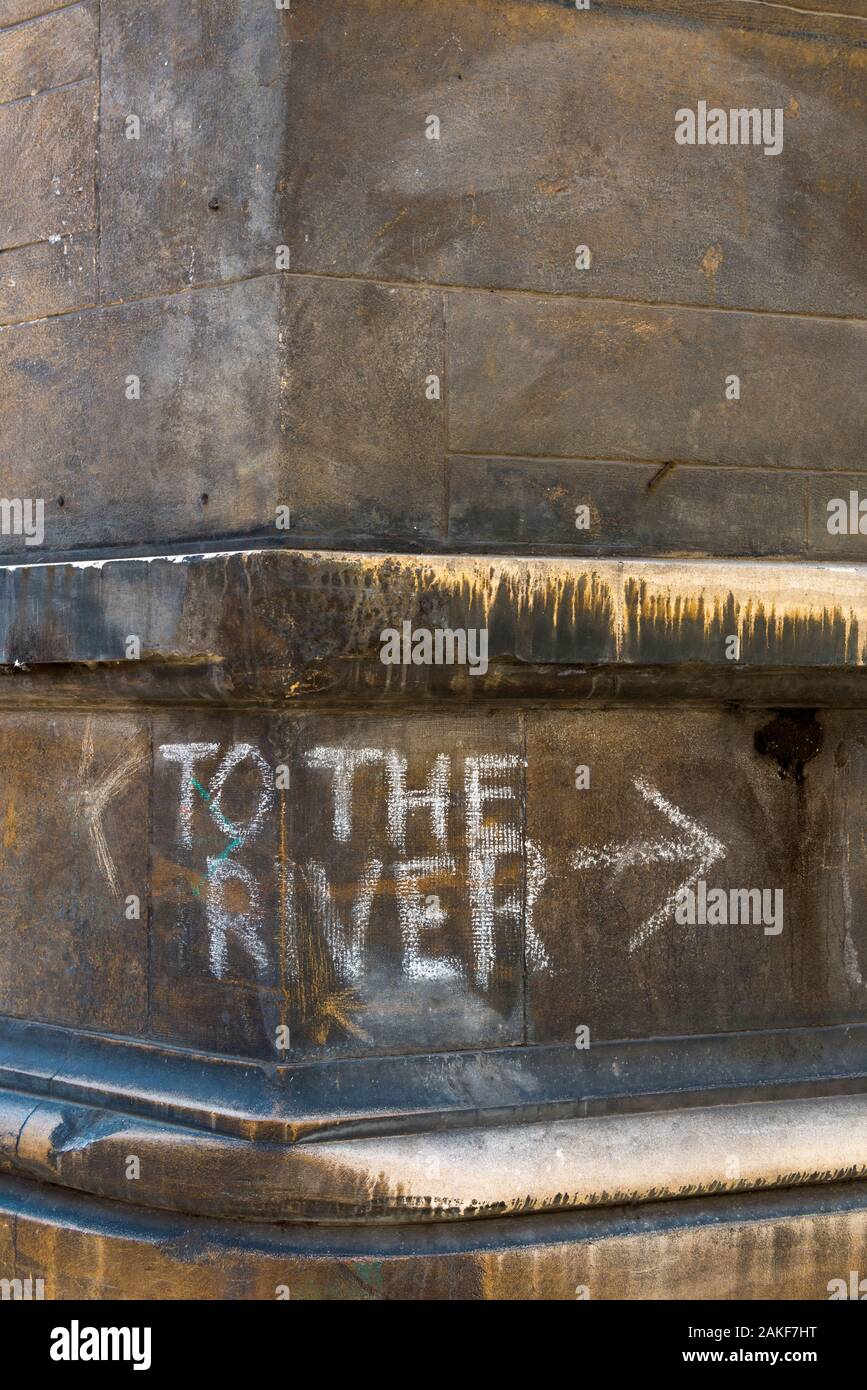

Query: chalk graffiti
570 776 726 952
304 746 382 843
77 719 148 898
157 742 728 1001
303 857 383 985
394 855 461 981
159 739 551 990
205 857 268 979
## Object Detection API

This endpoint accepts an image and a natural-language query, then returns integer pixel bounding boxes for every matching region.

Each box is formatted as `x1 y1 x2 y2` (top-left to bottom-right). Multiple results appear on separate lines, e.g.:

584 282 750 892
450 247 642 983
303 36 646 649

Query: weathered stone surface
100 0 292 299
0 0 859 568
281 278 445 543
0 0 863 1301
0 275 443 555
797 0 867 10
0 276 282 552
150 710 524 1059
0 1 96 106
0 677 862 1062
7 1081 867 1223
1 552 865 708
0 230 96 324
5 1135 867 1298
807 473 867 560
0 81 95 250
0 712 148 1035
0 0 71 27
4 1014 867 1146
449 457 807 556
447 294 867 470
284 0 867 315
605 0 867 23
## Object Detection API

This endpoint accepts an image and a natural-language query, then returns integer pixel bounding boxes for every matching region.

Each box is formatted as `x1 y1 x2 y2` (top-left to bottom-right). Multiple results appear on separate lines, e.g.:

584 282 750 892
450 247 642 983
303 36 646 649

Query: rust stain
152 854 204 899
365 205 409 250
311 988 371 1045
535 178 567 197
2 799 18 851
701 243 724 282
321 553 867 667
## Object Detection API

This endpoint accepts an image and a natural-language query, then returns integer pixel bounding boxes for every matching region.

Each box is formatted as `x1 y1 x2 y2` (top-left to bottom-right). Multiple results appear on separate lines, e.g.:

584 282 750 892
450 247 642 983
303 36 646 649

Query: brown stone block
0 276 282 553
0 230 96 324
0 274 445 556
0 1 96 106
0 82 95 250
807 473 867 560
447 293 867 470
526 706 866 1043
449 456 807 556
285 0 866 314
280 276 446 543
0 712 148 1034
100 0 292 298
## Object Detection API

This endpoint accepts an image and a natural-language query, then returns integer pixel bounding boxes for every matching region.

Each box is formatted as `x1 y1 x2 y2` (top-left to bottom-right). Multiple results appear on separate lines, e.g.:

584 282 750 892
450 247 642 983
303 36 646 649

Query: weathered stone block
284 0 867 315
280 277 446 543
100 0 292 298
0 231 96 324
447 294 867 470
0 82 96 251
0 712 148 1035
449 457 807 556
0 1 96 106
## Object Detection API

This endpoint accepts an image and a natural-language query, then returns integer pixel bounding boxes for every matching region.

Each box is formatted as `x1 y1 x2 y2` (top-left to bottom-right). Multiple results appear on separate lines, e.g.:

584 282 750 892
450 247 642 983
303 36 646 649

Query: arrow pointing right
570 776 727 953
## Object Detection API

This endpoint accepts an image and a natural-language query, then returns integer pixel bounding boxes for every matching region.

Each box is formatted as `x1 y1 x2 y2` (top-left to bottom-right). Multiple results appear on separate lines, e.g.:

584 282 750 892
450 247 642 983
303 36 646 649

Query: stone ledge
0 549 865 705
3 1083 867 1224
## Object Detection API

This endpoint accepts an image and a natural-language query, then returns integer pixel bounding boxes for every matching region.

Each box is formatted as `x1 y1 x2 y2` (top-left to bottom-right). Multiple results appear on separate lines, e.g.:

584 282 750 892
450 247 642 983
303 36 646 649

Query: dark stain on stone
754 710 823 783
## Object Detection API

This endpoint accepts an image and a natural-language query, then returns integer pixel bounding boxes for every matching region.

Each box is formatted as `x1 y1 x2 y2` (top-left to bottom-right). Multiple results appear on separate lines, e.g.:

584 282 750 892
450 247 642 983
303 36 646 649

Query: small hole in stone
201 493 209 505
208 197 221 211
57 497 64 507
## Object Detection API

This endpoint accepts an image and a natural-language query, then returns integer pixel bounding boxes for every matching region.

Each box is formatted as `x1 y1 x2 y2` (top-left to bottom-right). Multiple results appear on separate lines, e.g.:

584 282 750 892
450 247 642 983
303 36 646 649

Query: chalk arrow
570 777 726 952
76 718 148 899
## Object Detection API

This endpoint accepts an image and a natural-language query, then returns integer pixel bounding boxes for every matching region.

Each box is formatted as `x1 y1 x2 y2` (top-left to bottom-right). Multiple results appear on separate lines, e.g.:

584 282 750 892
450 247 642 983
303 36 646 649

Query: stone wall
0 0 864 560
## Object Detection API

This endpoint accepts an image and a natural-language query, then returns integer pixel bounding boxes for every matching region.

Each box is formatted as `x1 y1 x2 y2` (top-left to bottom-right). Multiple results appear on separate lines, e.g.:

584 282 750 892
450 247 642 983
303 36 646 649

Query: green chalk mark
188 775 242 895
213 838 243 863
